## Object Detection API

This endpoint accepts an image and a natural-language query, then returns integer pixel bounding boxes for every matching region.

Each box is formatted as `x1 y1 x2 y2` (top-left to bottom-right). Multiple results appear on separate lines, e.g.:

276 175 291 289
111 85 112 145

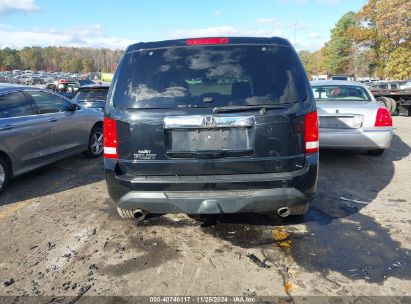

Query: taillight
103 117 118 158
304 111 319 153
375 107 392 127
186 37 229 45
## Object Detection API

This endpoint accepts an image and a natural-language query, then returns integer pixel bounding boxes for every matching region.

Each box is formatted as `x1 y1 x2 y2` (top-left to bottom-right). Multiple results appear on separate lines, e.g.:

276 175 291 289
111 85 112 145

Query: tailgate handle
197 151 223 159
164 115 254 129
166 151 223 159
166 149 254 159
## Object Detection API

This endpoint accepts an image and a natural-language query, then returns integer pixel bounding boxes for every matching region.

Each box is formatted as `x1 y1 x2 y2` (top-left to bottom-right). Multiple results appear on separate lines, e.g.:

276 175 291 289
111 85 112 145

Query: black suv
104 37 319 220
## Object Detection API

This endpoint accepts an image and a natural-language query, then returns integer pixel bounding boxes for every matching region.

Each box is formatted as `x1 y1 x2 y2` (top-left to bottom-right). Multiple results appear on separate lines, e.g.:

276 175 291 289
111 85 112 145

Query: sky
0 0 367 51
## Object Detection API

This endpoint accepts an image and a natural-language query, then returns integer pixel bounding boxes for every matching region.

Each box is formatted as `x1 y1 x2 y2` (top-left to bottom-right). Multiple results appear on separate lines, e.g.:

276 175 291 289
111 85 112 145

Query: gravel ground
0 116 410 303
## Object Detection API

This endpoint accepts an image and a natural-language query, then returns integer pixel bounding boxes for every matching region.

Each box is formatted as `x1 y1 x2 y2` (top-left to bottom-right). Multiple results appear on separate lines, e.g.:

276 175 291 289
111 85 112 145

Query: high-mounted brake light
186 37 229 45
375 107 392 127
304 111 319 153
103 117 118 159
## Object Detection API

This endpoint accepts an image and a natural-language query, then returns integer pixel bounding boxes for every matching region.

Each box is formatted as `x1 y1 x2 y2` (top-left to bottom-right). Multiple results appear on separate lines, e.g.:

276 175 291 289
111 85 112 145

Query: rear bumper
113 188 310 214
104 154 318 214
320 128 393 149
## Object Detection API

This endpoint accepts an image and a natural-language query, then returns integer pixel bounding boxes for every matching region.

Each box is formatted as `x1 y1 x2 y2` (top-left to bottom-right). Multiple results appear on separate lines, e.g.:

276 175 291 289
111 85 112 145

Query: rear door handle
49 118 58 122
0 125 15 131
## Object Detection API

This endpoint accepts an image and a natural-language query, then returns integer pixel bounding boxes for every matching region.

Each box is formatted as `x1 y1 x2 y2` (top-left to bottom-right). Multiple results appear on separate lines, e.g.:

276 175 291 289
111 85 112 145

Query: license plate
170 128 251 151
320 116 362 129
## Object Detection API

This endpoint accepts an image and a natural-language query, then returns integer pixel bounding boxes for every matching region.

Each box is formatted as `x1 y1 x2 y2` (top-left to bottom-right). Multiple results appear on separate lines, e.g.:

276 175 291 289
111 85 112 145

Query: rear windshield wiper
213 104 291 113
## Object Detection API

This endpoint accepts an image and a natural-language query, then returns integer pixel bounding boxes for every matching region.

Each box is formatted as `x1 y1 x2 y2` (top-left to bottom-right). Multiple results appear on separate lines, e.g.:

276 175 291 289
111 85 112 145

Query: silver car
0 86 103 193
311 80 393 156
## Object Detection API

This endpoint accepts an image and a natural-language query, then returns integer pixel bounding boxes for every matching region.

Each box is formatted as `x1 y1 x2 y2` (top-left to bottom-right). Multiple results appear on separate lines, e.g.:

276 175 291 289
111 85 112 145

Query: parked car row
0 70 104 87
43 79 110 110
0 73 51 85
44 79 96 98
1 71 110 109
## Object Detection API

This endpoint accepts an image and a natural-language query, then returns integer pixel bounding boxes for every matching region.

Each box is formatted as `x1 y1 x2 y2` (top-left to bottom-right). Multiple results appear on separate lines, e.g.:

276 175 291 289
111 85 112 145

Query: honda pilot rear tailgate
113 107 305 176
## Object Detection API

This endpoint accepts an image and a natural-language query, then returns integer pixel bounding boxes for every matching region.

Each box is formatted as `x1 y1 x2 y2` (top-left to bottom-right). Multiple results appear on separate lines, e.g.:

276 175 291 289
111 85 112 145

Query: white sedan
311 80 393 156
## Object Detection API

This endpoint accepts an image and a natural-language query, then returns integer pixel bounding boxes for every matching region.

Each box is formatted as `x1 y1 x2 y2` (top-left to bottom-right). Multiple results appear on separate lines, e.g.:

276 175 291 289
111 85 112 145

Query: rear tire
367 149 385 156
0 157 10 194
289 202 310 216
83 126 103 158
387 97 397 114
116 207 135 219
376 97 392 112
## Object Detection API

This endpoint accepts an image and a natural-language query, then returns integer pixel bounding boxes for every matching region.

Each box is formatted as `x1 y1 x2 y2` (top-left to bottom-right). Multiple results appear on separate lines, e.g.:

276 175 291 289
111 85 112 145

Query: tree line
0 46 123 73
298 0 410 80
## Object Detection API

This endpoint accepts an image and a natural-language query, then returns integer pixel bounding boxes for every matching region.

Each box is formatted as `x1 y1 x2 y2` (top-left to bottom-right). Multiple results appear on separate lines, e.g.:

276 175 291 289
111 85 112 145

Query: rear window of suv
74 88 109 101
112 44 308 109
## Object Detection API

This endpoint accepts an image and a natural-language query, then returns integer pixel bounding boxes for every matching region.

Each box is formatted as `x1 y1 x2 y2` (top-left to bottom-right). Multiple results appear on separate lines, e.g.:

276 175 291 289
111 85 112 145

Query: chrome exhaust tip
277 206 291 218
132 209 147 221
